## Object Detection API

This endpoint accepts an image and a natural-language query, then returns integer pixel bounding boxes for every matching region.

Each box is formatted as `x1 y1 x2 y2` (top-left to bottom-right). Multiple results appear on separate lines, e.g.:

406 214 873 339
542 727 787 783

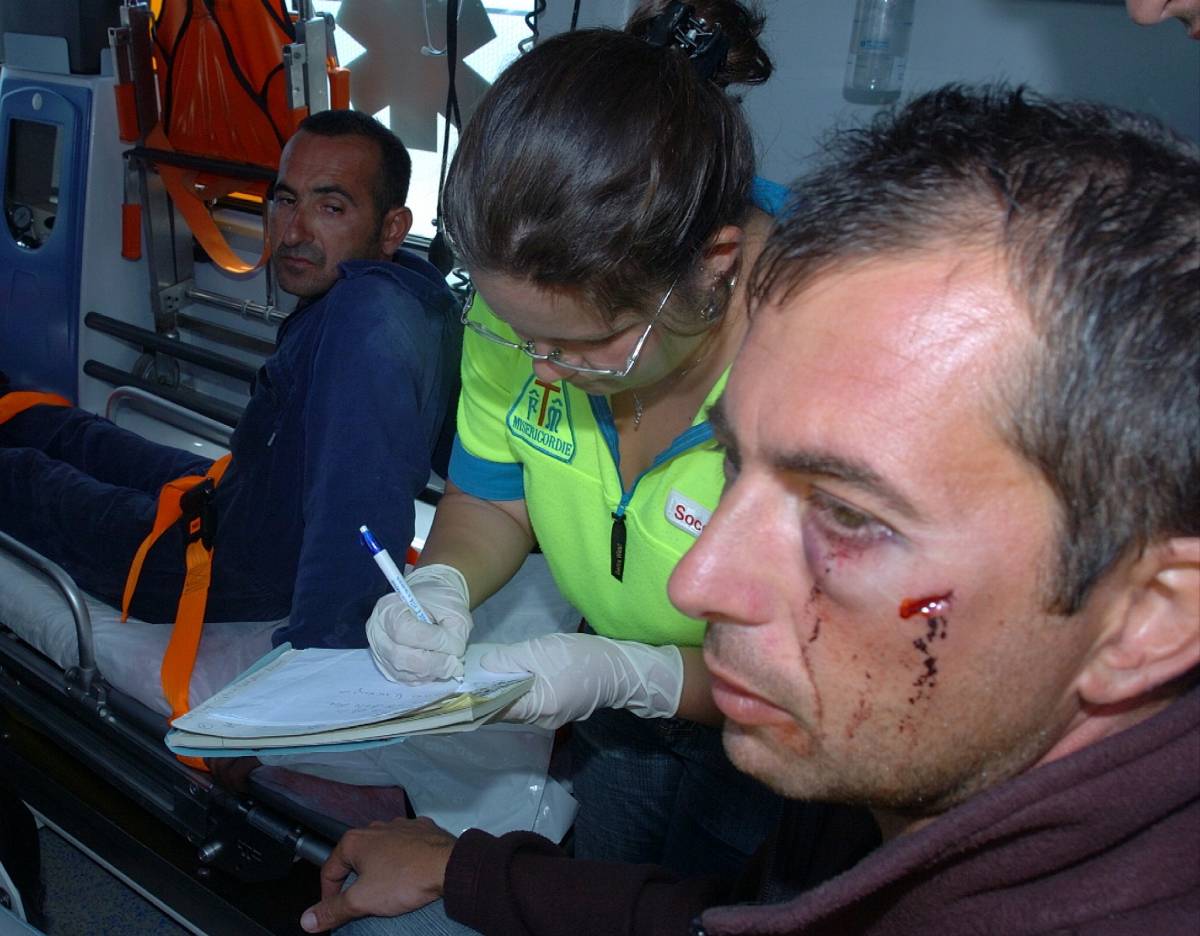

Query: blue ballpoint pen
359 524 433 625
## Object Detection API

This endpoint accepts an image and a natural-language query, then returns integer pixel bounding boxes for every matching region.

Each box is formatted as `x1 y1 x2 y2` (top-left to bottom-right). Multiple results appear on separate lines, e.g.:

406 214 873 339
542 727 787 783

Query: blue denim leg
0 405 210 492
0 446 189 621
332 894 481 935
0 406 293 625
568 707 786 875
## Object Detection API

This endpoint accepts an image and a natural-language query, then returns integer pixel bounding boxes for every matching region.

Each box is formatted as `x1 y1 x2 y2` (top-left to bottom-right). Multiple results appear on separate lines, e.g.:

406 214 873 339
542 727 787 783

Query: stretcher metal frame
0 10 425 927
0 394 348 935
0 533 340 935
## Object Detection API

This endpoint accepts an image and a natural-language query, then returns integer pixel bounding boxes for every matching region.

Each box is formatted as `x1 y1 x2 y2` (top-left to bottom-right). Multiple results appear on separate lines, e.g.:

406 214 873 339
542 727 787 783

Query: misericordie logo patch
507 375 576 462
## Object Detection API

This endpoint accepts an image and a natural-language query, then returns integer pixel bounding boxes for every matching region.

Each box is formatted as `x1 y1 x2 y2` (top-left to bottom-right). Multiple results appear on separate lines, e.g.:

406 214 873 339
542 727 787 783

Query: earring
700 274 737 323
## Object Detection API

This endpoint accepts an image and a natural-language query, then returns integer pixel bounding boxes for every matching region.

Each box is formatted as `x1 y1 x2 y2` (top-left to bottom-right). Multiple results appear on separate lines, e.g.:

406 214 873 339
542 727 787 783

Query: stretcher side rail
0 530 98 698
0 532 336 887
0 660 325 934
104 384 448 510
1 625 332 869
85 360 244 427
105 384 235 449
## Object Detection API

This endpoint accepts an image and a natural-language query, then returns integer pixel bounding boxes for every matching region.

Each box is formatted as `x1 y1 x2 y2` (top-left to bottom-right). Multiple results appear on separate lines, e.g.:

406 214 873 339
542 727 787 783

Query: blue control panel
0 77 92 400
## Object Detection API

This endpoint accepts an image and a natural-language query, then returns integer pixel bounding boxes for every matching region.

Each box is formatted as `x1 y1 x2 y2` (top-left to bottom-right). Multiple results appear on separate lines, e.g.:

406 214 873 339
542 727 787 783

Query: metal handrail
0 530 98 695
186 287 287 326
105 385 234 449
85 312 258 383
84 361 242 428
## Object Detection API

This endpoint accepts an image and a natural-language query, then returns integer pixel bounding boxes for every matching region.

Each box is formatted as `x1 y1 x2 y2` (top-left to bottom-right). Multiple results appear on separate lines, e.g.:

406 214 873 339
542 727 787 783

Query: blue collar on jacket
279 248 453 342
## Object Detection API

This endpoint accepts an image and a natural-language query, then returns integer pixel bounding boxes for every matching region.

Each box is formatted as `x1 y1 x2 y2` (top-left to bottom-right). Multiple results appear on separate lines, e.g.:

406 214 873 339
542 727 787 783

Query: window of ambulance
316 0 539 243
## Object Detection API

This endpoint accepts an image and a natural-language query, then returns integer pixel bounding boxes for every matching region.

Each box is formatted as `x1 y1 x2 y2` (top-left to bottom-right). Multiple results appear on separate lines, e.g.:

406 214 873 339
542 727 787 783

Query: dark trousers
0 405 252 623
568 705 787 875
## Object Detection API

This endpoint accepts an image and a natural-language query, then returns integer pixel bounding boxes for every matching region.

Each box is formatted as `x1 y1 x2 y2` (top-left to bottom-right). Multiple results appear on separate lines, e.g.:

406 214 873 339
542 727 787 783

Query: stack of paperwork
165 644 532 758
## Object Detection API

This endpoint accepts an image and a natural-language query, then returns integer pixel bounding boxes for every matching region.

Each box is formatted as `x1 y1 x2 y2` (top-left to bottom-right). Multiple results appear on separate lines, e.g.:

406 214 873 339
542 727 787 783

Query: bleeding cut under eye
898 593 953 619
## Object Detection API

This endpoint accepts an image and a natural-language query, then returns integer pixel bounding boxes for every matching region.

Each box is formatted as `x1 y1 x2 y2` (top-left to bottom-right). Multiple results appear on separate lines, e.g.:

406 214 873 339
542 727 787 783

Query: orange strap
145 125 270 275
0 391 223 770
121 203 143 261
122 454 232 733
166 537 218 772
327 59 350 110
114 82 139 143
0 391 72 425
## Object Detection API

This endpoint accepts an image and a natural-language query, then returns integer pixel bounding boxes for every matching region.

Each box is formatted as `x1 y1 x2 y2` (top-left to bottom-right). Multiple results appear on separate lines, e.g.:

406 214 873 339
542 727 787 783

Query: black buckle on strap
179 478 218 550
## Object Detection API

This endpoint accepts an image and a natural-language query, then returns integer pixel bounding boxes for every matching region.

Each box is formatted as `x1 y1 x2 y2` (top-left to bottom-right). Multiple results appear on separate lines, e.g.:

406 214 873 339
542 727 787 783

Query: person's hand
205 755 260 794
299 816 457 933
366 564 472 683
479 632 684 730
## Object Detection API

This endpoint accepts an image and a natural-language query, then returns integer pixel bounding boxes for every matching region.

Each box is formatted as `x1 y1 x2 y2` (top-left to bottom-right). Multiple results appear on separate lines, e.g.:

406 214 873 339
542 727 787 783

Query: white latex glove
367 564 472 684
478 632 684 730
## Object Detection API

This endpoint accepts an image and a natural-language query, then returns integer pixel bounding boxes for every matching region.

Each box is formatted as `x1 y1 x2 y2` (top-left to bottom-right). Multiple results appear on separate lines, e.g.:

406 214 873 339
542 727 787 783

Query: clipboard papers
165 644 532 758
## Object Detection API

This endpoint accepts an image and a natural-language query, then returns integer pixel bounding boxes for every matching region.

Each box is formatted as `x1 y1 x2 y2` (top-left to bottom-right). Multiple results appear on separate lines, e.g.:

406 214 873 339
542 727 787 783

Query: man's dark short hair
753 84 1200 613
296 109 412 217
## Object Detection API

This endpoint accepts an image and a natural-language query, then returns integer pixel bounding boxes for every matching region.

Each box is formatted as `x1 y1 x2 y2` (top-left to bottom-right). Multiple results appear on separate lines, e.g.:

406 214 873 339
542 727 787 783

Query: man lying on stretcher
0 110 460 653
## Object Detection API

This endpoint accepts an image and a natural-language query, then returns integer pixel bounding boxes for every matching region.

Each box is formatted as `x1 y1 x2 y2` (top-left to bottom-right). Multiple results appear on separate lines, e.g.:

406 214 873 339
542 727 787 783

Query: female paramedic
367 0 790 877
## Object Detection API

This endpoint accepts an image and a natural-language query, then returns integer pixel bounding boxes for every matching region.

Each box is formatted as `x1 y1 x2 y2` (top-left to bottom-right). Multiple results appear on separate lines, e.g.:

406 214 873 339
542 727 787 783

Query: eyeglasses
459 279 677 379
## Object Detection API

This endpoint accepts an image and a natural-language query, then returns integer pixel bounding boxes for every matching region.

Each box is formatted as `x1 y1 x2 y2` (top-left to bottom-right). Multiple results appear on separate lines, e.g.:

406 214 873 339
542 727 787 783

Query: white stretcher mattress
0 549 579 839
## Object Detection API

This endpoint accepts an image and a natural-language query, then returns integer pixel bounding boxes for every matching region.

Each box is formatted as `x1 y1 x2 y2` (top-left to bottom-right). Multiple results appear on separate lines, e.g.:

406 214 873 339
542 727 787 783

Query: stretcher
0 7 580 928
0 391 578 935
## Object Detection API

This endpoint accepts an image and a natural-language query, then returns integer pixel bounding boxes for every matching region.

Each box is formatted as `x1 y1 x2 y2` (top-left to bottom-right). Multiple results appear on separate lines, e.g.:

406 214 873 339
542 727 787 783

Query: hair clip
643 1 731 81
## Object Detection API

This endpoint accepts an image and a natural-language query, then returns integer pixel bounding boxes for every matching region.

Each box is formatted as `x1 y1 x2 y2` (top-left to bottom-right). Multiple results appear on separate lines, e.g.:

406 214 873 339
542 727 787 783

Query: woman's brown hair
443 1 772 325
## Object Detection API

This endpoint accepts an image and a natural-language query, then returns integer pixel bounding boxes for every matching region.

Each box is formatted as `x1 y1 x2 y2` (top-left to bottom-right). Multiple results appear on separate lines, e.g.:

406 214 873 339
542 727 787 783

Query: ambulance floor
38 825 187 935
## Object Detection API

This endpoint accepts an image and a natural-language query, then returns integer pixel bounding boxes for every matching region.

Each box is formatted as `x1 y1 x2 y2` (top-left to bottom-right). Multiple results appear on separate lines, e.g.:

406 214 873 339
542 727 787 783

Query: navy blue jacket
0 250 459 648
211 250 460 648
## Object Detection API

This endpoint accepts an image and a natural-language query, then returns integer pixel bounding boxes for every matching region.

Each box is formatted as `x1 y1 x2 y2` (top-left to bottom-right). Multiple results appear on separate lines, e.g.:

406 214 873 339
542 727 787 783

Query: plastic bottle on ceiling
843 0 916 105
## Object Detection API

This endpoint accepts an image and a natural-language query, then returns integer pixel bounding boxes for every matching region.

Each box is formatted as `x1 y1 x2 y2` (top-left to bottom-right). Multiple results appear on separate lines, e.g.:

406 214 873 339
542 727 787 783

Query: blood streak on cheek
800 584 825 726
898 592 953 706
774 719 820 757
803 522 857 581
846 692 872 740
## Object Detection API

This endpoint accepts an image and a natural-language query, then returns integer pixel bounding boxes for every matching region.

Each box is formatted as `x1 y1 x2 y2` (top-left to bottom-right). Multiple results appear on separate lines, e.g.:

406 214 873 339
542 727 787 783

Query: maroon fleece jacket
444 683 1199 935
698 683 1200 935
